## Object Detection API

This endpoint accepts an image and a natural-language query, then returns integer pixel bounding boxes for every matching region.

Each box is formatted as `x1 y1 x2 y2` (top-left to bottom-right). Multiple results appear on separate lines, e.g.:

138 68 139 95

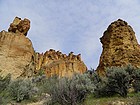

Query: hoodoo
97 19 140 75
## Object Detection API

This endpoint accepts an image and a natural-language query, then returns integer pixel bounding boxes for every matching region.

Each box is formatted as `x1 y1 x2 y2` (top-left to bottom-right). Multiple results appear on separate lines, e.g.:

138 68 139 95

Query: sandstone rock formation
96 19 140 75
35 49 87 77
0 17 34 79
0 17 87 78
8 17 30 36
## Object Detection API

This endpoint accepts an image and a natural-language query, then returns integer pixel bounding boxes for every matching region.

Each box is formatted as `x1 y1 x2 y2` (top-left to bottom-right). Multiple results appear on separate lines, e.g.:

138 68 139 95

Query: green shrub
0 74 11 92
8 78 36 102
106 67 130 97
32 74 58 97
132 69 140 93
91 71 114 97
93 66 132 97
90 71 101 84
44 73 94 105
0 74 11 105
94 77 113 97
124 65 140 93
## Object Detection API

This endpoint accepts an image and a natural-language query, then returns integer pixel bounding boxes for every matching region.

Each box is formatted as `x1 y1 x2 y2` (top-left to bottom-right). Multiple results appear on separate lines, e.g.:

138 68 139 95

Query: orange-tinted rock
8 17 30 36
35 49 87 77
96 19 140 75
0 17 87 79
0 30 35 79
0 17 35 79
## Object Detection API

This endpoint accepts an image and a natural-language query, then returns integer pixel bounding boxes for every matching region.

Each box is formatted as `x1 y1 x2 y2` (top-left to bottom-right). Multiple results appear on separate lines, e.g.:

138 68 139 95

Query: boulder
8 17 30 36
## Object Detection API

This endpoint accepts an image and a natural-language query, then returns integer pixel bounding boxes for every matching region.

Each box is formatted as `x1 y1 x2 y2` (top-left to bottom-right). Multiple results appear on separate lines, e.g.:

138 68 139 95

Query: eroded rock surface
8 17 30 36
35 49 87 77
0 30 35 79
0 17 34 79
97 19 140 75
0 17 87 79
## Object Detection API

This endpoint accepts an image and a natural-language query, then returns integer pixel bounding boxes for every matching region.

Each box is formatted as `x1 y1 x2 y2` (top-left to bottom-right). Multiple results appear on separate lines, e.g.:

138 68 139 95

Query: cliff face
35 49 87 77
0 17 87 79
97 19 140 75
0 17 34 79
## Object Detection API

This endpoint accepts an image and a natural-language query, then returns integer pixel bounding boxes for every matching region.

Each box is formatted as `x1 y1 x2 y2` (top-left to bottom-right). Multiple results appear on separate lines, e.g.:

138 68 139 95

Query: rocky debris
7 101 44 105
8 17 30 36
109 101 125 105
0 18 34 79
96 19 140 75
35 49 87 77
108 101 134 105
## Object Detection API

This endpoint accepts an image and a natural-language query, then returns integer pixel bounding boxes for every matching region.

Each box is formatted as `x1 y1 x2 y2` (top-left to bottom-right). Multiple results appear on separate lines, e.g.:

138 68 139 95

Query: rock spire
97 19 140 75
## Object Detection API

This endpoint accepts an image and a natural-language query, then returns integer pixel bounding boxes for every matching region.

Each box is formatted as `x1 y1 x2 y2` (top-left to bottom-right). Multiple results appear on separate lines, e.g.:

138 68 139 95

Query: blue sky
0 0 140 69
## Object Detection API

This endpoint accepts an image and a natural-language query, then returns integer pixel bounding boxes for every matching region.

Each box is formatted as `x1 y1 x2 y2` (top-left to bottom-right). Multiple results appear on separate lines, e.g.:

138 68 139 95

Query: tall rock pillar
97 19 140 75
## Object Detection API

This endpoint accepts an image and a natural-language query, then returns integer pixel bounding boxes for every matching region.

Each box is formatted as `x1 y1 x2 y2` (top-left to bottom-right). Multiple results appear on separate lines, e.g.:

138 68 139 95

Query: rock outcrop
8 17 30 36
0 17 87 78
0 17 34 79
97 19 140 75
35 49 87 77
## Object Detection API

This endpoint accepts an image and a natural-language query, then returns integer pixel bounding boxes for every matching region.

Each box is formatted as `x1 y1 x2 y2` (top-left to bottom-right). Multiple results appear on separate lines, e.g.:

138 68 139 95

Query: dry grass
83 93 140 105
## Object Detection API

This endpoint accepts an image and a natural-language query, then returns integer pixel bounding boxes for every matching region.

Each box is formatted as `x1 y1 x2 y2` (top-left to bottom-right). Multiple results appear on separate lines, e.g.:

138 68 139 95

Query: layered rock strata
97 19 140 75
